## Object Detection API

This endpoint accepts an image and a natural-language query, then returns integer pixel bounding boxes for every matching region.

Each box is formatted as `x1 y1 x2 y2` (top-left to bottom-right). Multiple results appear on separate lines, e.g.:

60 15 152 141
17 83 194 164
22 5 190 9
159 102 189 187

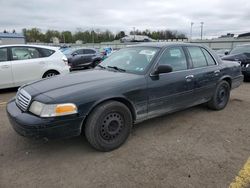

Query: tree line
20 28 187 43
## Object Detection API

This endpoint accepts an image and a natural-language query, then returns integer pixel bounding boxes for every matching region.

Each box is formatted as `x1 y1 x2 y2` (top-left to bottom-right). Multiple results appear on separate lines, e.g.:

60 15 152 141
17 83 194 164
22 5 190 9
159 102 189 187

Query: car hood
221 53 248 63
23 69 141 100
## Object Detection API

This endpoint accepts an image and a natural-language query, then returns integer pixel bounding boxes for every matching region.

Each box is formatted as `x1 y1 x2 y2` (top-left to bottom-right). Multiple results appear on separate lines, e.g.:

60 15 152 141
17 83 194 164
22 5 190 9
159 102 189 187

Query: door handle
185 75 194 82
214 70 220 76
214 70 220 73
39 62 45 65
1 65 10 69
185 75 194 79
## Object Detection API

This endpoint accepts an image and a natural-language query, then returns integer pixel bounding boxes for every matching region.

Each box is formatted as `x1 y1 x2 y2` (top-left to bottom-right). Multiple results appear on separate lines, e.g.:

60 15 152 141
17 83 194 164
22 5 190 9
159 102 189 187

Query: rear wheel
207 81 230 110
91 60 100 68
85 101 132 152
43 70 59 78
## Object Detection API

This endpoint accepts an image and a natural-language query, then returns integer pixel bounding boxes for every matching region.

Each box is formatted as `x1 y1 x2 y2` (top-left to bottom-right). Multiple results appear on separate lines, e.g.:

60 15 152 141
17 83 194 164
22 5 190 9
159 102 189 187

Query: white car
0 44 70 89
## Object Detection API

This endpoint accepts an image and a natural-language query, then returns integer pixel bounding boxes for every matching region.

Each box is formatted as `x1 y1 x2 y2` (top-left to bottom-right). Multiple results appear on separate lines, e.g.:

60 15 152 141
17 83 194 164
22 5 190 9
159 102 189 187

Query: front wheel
43 71 59 78
85 101 132 152
207 81 230 110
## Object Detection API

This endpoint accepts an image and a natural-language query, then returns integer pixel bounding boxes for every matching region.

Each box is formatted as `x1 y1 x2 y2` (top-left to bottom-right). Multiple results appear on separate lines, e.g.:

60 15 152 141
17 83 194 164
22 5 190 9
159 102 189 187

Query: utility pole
133 27 135 40
63 34 65 44
200 22 204 40
92 28 95 45
190 22 194 41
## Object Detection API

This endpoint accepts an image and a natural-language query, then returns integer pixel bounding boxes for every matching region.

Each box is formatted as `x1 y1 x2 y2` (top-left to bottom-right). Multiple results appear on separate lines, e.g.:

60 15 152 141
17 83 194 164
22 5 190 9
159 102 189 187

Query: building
120 35 155 43
0 33 25 45
51 37 60 44
237 32 250 39
218 33 235 39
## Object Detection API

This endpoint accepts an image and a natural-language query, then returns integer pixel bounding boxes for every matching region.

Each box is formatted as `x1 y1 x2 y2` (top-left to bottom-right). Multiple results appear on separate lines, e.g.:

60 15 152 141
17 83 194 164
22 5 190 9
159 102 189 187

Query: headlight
29 101 77 117
246 64 250 68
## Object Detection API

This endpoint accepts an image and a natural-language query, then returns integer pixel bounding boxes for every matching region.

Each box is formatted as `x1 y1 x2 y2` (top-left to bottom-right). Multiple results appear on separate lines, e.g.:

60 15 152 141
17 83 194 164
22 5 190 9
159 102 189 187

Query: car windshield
98 47 159 74
62 48 75 55
230 46 250 55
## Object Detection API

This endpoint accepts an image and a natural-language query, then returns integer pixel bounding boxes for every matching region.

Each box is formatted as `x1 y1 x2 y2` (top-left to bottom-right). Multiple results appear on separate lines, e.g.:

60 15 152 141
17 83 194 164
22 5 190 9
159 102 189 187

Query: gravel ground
0 83 249 188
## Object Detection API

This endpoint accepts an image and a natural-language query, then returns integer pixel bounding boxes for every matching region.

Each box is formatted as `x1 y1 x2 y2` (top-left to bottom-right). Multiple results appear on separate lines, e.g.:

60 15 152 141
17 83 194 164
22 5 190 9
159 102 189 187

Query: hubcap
100 112 124 141
217 85 228 104
46 73 56 78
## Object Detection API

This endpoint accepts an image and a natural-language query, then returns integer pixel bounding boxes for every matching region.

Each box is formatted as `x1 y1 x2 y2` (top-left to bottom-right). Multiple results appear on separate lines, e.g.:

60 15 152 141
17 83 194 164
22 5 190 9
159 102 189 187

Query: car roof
0 44 59 50
70 47 97 51
129 42 205 48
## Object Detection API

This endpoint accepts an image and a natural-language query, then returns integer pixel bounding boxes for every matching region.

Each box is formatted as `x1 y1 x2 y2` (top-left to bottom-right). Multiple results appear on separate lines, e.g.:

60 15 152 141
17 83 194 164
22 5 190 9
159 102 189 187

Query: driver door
147 47 195 118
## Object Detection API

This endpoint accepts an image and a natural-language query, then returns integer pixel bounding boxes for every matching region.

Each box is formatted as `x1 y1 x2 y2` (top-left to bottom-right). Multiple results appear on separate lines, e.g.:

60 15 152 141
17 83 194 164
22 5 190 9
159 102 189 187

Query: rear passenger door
185 46 221 103
10 46 44 86
83 49 96 64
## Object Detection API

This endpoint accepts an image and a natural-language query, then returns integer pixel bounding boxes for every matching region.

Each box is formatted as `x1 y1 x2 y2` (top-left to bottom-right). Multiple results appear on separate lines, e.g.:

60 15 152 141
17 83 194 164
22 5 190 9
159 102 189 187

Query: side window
158 47 187 71
201 48 216 66
84 49 95 54
0 48 8 62
39 48 55 57
187 47 207 68
11 47 41 60
75 49 83 55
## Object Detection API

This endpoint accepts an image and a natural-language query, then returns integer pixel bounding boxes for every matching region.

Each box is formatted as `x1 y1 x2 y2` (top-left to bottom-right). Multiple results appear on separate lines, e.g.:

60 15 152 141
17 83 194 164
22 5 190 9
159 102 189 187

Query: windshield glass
230 46 250 55
62 48 75 55
98 47 159 74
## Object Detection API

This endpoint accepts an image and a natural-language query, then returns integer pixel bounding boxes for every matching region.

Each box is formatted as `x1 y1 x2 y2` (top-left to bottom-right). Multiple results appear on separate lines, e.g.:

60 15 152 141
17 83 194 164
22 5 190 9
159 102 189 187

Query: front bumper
6 99 85 139
241 66 250 77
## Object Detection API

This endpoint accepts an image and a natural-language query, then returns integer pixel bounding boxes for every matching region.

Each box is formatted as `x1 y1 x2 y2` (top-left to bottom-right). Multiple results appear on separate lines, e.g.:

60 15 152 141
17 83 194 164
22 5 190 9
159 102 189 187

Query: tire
85 101 132 152
243 75 250 82
43 70 59 78
91 60 100 68
207 80 230 110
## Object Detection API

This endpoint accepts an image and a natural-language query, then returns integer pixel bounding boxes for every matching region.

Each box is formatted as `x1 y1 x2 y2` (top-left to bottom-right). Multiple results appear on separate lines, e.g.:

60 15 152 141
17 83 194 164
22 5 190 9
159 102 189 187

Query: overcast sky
0 0 250 38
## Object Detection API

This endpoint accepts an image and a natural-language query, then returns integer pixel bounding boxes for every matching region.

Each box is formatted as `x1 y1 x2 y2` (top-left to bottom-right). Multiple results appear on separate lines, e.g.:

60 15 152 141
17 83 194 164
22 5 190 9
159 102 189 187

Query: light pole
190 22 194 41
92 28 95 45
133 27 135 40
200 22 204 40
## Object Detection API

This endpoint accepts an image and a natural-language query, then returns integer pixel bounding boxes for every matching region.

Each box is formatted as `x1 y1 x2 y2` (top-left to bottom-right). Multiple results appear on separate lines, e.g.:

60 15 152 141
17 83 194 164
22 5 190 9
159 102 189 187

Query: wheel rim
100 112 124 142
217 84 229 105
46 73 56 78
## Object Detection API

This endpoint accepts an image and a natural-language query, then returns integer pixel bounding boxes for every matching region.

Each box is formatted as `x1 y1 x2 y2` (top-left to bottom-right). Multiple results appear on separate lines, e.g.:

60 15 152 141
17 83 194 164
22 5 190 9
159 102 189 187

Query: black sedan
7 43 243 151
222 45 250 81
63 48 103 70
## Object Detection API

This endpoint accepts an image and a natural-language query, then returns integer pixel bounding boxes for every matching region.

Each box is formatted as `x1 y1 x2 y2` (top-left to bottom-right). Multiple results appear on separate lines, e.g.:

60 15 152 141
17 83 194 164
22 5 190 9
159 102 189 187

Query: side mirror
224 51 229 55
152 64 173 75
72 52 78 56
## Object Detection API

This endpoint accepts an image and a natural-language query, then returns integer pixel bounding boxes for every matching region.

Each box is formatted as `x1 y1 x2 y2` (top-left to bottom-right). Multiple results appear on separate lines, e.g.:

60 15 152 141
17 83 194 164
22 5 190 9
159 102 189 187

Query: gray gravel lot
0 83 250 188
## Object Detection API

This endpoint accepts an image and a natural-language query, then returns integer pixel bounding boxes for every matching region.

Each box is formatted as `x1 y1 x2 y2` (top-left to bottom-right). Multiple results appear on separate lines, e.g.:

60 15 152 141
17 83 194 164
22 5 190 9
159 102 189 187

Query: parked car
99 47 113 59
0 44 70 89
221 44 250 81
7 43 243 151
214 49 230 58
63 48 103 70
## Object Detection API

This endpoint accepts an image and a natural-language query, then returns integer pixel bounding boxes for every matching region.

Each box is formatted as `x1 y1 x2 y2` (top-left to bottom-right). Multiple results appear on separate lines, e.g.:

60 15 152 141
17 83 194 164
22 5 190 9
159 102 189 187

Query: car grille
15 89 32 111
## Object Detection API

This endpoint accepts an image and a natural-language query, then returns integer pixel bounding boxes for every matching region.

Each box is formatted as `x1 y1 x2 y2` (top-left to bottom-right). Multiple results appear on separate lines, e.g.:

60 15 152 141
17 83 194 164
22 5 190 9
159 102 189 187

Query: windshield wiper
107 66 126 72
96 64 106 69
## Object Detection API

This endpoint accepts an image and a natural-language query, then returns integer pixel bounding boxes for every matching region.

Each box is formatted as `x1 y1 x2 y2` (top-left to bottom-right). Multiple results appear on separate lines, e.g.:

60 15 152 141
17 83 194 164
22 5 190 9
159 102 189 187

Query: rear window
187 47 207 68
202 48 216 66
39 48 55 57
